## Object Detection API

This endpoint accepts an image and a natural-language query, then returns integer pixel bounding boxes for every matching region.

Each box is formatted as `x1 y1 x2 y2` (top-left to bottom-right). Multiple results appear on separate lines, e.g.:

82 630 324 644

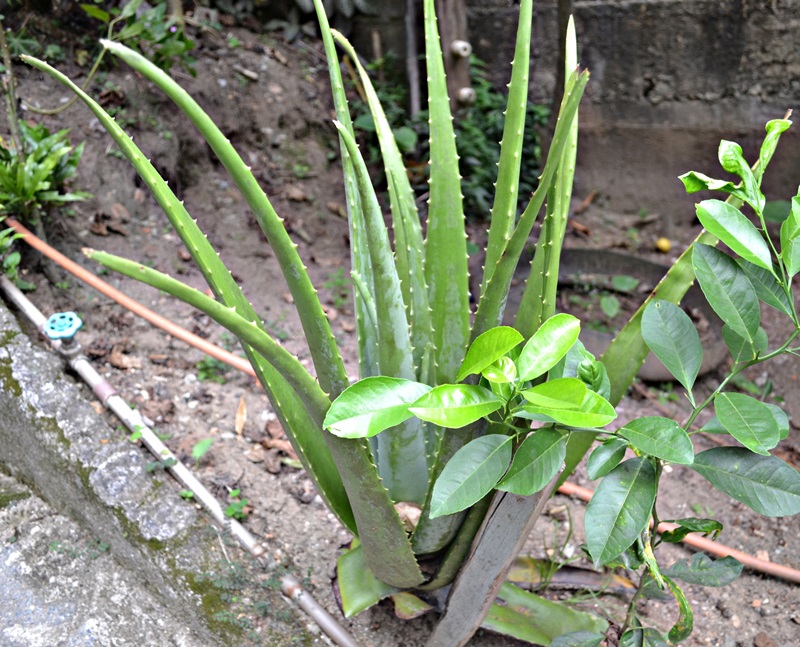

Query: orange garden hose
7 216 800 586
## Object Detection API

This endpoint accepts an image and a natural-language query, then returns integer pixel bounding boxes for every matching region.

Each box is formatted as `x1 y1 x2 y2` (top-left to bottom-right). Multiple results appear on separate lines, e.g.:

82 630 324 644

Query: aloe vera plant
23 0 800 643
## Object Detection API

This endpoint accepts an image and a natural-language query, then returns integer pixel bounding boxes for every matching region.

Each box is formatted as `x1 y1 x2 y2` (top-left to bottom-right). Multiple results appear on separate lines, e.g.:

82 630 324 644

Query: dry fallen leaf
109 345 142 369
235 394 247 435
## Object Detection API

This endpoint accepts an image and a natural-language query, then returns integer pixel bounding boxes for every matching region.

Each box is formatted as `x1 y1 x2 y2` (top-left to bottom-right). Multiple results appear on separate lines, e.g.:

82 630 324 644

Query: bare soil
4 15 800 647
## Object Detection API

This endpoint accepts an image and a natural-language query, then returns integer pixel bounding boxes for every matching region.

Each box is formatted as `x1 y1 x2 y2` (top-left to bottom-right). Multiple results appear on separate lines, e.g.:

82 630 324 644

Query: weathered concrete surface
468 0 800 220
0 300 228 646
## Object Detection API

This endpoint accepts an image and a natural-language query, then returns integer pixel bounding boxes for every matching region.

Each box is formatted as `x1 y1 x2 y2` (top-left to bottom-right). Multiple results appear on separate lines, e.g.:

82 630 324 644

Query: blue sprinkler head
44 311 83 341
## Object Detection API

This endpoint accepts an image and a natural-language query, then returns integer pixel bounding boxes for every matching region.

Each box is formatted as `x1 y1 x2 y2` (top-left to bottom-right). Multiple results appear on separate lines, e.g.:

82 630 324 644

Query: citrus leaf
481 356 518 384
324 377 432 439
660 517 723 543
410 384 504 429
692 244 760 342
458 326 523 382
662 553 743 587
690 447 800 516
722 324 768 364
695 199 773 273
736 259 793 317
429 435 512 518
497 428 567 495
641 300 702 393
587 437 628 480
618 417 694 465
517 313 581 381
585 457 657 566
714 392 780 455
663 576 693 643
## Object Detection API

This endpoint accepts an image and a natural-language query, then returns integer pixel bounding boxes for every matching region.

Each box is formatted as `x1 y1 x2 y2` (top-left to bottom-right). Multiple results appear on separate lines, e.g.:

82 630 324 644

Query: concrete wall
469 0 800 220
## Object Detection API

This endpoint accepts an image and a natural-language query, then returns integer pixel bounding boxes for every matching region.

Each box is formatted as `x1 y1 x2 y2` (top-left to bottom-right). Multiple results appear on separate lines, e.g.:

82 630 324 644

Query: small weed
324 268 350 309
179 489 195 499
197 356 232 383
292 162 311 179
225 489 249 521
145 457 177 472
192 437 214 462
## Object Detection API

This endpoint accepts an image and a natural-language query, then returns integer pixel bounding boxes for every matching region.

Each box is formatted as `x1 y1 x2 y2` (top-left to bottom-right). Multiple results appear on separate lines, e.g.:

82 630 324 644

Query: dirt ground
3 13 800 647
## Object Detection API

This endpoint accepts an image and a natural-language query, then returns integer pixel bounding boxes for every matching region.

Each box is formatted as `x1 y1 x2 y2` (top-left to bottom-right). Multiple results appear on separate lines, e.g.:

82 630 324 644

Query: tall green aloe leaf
334 122 428 504
331 31 433 378
99 39 350 399
20 55 358 535
481 0 533 296
515 16 579 338
472 68 589 340
313 0 378 381
423 0 470 386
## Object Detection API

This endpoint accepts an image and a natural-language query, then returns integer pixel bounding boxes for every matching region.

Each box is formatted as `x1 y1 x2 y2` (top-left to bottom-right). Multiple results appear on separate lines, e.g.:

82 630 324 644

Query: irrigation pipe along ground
6 218 800 586
0 272 360 647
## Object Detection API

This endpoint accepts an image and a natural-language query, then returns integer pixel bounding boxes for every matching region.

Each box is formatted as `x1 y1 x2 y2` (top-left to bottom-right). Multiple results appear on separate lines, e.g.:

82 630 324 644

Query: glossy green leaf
766 403 790 440
497 428 567 496
458 326 523 382
641 300 702 393
662 553 743 587
722 324 768 364
660 517 723 543
663 576 693 644
587 437 628 480
736 259 793 316
678 171 744 201
517 313 581 381
482 583 608 644
757 119 792 184
550 632 605 647
618 417 694 465
577 356 611 399
585 457 657 566
323 377 431 439
620 628 668 647
410 384 504 429
482 356 518 384
780 199 800 277
337 542 400 617
690 447 800 516
518 381 617 428
692 244 760 342
714 392 780 455
429 435 512 519
521 378 586 409
695 199 773 273
717 139 762 212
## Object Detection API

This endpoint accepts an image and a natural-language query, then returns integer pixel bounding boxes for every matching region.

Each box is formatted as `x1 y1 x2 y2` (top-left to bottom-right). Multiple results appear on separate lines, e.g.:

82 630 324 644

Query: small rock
755 549 770 562
753 631 777 647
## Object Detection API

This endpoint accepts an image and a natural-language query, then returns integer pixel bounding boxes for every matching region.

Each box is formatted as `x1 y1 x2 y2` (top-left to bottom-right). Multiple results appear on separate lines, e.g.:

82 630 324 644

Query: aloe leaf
337 542 400 618
473 67 588 339
482 0 533 295
332 33 428 342
423 0 470 385
99 40 350 398
429 435 513 519
690 447 800 516
86 249 331 417
318 17 378 381
483 583 608 643
617 417 694 465
19 56 365 534
334 122 429 502
585 457 657 566
641 299 702 395
515 17 580 338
